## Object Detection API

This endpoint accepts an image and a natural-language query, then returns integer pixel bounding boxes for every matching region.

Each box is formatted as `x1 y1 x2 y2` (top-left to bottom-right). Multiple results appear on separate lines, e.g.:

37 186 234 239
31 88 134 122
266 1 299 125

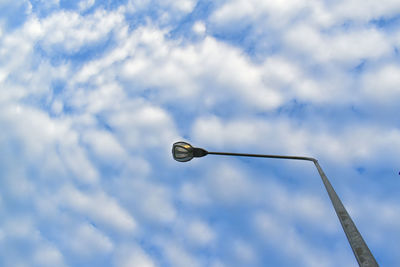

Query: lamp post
172 141 379 267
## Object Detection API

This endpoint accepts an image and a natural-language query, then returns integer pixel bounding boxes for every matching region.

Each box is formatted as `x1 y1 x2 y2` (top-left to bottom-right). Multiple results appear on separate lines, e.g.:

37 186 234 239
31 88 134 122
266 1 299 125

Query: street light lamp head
172 141 208 162
172 141 194 162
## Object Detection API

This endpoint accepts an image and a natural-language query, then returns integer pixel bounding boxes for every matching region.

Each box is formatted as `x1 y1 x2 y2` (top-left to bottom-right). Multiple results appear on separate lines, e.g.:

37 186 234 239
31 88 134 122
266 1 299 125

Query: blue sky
0 0 399 266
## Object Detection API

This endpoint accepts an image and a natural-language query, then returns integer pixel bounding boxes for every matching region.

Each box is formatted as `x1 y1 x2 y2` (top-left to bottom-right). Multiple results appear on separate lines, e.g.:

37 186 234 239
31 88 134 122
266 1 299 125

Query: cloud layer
0 0 399 266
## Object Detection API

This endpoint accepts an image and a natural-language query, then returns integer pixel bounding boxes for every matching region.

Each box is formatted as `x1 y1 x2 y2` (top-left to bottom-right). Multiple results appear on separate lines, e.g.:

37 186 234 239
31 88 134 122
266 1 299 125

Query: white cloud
81 82 127 113
284 25 391 66
82 128 127 163
253 212 353 267
329 0 400 23
0 216 67 267
69 15 399 114
60 185 137 233
0 104 98 184
192 116 269 149
211 0 400 30
124 0 151 12
104 101 179 156
79 26 281 111
0 0 398 266
211 0 307 30
206 162 257 204
261 180 338 233
163 0 196 13
179 182 211 206
361 63 400 105
113 244 156 267
39 8 125 53
1 217 36 240
162 241 200 267
69 20 392 114
209 0 397 108
33 244 66 267
184 219 215 246
232 240 256 264
126 0 196 15
66 223 114 257
347 197 400 249
192 115 400 166
118 178 177 224
192 21 206 35
79 0 95 11
32 0 59 11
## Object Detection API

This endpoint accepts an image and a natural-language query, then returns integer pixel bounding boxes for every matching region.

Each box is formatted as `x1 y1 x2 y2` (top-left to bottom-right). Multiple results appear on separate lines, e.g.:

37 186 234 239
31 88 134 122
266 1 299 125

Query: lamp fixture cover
172 141 194 162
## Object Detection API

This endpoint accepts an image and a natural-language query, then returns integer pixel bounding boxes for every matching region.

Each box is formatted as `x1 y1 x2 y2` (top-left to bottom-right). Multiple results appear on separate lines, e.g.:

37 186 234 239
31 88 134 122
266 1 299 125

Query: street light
172 141 379 267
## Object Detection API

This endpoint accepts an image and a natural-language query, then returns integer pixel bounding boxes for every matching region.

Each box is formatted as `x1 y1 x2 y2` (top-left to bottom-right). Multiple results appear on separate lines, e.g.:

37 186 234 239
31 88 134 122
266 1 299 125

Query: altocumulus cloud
0 0 399 266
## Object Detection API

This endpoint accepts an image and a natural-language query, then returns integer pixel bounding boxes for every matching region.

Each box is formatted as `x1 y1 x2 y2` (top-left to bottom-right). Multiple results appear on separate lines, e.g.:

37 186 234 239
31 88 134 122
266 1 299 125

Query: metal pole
313 160 378 267
207 151 315 161
207 151 378 266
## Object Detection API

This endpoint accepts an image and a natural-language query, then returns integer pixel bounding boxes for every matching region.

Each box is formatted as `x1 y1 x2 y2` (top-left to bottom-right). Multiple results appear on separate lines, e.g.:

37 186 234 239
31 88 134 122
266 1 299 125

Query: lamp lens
172 142 194 162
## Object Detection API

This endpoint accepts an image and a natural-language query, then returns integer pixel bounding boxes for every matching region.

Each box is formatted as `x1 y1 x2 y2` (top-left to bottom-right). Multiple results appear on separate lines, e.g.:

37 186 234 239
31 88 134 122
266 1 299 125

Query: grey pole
313 160 378 267
206 152 379 267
